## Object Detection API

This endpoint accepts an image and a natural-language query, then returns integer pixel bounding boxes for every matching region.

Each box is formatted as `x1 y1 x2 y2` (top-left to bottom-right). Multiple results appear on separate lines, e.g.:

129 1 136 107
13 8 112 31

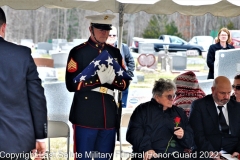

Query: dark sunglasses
163 94 176 101
232 85 240 90
108 34 116 37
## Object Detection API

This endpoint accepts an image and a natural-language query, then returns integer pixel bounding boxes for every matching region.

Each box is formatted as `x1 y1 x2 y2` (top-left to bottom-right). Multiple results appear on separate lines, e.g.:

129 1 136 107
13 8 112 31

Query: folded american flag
73 50 132 83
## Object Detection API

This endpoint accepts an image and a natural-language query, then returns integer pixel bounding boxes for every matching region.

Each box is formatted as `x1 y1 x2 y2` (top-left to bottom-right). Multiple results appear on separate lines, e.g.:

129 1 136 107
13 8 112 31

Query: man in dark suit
0 8 47 160
189 76 240 160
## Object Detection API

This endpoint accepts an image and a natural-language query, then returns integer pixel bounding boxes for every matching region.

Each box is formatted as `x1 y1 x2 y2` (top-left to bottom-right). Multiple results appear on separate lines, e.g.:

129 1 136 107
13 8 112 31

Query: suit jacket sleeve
189 100 215 152
26 51 47 139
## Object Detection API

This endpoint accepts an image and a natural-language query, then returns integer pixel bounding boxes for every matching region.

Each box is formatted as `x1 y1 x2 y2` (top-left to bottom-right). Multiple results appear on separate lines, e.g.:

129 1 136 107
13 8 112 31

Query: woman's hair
216 27 231 44
152 78 176 96
234 74 240 80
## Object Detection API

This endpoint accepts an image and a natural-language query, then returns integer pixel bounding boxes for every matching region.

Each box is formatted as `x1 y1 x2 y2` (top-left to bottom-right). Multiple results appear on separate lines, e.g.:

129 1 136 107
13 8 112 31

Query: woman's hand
144 150 158 160
231 152 239 158
174 127 184 139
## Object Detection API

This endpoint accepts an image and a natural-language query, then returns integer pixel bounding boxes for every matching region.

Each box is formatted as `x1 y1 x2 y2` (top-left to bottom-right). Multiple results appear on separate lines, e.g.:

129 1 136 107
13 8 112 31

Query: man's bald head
212 76 232 105
213 76 231 88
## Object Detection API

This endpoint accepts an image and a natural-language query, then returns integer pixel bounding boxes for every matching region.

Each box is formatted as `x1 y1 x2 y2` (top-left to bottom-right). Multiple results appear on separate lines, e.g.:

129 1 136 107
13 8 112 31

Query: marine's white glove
106 65 116 84
97 64 108 84
97 64 116 84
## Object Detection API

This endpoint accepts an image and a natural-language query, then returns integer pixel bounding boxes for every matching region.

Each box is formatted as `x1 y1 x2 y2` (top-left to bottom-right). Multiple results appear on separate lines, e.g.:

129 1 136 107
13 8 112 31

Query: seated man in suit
189 76 240 160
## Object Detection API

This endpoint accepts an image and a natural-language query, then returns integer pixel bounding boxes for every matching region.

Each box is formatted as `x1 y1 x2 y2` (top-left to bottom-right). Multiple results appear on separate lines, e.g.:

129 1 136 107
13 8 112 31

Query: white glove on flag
97 64 116 84
97 64 108 84
106 65 115 84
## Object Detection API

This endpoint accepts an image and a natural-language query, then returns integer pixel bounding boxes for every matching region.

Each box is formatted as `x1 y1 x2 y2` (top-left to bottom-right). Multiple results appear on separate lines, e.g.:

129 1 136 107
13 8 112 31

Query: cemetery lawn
130 62 206 89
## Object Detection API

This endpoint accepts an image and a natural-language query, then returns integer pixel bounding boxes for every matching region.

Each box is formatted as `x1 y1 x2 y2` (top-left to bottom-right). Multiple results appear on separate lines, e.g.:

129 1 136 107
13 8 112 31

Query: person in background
207 28 234 79
65 14 130 160
189 76 240 160
106 26 135 108
126 78 194 160
0 7 47 160
173 71 206 117
231 74 240 102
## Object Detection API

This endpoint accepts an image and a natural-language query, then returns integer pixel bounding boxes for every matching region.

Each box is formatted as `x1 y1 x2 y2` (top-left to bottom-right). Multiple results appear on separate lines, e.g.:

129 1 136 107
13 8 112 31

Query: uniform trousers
73 125 116 160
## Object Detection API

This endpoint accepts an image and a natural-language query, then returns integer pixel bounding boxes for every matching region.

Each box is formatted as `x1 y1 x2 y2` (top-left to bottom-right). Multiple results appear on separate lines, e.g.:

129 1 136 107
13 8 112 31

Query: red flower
174 117 181 127
238 154 240 160
165 116 181 153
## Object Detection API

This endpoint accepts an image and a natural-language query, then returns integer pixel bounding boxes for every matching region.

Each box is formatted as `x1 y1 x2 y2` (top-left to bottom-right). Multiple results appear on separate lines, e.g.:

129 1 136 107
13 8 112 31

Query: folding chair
119 112 133 160
47 120 70 160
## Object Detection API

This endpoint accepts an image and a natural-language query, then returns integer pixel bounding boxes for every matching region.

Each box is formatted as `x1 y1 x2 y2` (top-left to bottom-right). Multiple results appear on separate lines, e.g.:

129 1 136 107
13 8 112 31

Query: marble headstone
170 55 187 71
138 42 154 54
198 79 214 95
161 55 187 71
37 42 53 53
52 39 67 44
214 48 240 79
37 67 58 82
43 82 74 123
51 52 69 68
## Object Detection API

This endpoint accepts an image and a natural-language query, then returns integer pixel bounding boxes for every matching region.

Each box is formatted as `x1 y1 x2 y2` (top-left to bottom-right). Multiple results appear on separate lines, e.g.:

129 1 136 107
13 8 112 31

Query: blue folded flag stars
73 50 132 83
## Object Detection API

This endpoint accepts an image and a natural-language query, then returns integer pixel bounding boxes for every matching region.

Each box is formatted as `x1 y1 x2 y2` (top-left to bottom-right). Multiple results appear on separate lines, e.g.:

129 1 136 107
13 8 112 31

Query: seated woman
173 71 206 117
231 74 240 102
126 78 194 160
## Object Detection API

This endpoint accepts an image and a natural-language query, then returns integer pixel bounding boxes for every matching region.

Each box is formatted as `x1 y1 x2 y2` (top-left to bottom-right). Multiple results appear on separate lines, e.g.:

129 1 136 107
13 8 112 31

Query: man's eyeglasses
163 94 176 101
232 85 240 90
108 34 116 37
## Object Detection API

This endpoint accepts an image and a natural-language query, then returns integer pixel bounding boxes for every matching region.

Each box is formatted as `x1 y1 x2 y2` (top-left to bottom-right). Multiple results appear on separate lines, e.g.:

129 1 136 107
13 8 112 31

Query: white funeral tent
1 0 240 47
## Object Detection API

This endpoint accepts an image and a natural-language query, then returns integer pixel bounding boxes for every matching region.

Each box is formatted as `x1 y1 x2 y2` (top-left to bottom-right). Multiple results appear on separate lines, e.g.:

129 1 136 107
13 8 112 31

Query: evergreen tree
142 15 182 38
165 21 182 38
142 15 166 38
226 21 236 30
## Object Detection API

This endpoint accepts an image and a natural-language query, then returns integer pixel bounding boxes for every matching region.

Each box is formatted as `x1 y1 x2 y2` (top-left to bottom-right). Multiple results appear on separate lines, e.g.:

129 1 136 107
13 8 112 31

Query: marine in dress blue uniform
65 14 130 160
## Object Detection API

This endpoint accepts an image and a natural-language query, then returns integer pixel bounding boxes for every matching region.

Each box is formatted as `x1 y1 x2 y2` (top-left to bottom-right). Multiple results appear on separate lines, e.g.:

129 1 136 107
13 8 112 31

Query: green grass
130 61 206 89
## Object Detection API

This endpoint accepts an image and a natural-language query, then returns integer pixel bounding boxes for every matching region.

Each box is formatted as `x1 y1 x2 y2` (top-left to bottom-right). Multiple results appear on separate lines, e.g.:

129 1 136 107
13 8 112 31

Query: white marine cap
86 14 115 30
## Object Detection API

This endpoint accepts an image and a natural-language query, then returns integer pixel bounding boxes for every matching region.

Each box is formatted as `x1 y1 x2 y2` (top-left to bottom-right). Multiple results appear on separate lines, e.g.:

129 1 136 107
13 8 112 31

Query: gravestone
49 47 62 55
127 88 152 108
198 79 214 95
138 43 154 54
52 39 67 50
52 39 67 44
37 67 58 82
35 49 47 54
37 42 52 53
214 49 240 79
171 55 187 71
137 54 157 70
51 52 69 68
61 45 74 52
194 72 208 80
43 82 74 123
161 55 187 71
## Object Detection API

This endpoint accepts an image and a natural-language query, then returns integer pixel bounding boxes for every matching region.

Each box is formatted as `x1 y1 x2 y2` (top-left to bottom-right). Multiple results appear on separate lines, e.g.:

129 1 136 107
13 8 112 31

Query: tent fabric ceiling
0 0 240 17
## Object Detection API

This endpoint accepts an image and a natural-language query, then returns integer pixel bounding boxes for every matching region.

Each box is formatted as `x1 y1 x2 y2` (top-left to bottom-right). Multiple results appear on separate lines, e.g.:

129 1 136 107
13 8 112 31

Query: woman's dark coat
126 98 194 155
